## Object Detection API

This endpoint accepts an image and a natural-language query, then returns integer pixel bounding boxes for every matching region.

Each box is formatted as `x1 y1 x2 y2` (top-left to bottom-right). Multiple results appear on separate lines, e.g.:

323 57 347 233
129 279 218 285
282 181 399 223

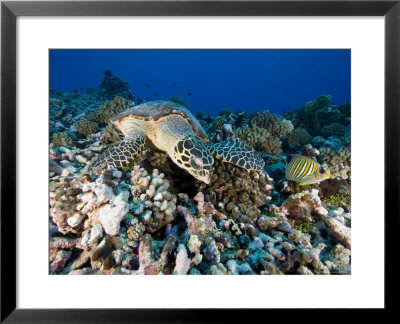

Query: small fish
285 154 330 185
152 93 158 96
145 83 150 88
188 92 192 96
172 83 176 87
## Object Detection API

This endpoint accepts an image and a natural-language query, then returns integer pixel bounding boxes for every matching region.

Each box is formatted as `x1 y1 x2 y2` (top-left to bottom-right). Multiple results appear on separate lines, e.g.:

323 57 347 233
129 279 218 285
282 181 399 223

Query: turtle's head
172 135 214 184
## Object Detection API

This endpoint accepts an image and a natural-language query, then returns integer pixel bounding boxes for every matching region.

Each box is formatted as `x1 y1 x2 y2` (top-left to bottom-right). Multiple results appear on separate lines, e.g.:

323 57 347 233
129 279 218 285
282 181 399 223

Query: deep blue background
50 49 350 116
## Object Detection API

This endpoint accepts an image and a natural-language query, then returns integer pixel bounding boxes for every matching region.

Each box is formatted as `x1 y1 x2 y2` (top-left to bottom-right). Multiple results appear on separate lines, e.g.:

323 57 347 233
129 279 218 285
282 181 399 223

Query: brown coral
250 110 293 137
287 128 312 147
103 121 123 143
235 124 282 154
73 120 99 137
195 160 273 223
319 147 351 166
52 132 76 147
88 96 132 124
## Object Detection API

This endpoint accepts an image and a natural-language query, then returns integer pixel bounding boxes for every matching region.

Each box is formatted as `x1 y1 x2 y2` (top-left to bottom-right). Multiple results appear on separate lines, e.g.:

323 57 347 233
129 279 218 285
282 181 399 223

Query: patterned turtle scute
110 100 208 141
89 133 145 171
207 141 265 172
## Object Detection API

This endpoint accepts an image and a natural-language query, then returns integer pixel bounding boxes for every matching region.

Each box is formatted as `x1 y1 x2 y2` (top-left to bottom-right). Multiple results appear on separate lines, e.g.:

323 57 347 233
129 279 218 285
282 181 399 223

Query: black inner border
1 0 398 322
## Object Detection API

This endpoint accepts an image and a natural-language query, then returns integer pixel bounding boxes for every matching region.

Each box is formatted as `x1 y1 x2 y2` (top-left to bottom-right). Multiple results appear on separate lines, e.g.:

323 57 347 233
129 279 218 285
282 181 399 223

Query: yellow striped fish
285 154 330 185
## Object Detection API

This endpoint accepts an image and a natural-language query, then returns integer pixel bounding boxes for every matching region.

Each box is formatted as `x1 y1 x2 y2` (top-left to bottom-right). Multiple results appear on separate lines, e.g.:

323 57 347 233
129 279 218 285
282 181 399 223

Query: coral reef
250 110 293 137
88 96 132 124
284 95 351 137
320 123 348 138
98 70 134 101
319 147 351 166
52 132 76 147
103 121 124 143
73 120 99 137
287 128 312 147
195 160 274 224
48 88 351 276
130 166 177 233
235 125 282 154
147 151 169 167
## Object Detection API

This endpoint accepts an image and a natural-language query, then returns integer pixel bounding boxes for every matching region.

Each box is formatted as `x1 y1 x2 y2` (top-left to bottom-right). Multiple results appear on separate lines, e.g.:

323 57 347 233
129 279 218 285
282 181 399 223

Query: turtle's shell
110 100 209 141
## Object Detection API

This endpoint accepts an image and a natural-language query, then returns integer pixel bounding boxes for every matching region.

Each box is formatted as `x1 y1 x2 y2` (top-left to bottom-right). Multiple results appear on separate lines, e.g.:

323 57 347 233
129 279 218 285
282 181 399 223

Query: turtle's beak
191 168 212 184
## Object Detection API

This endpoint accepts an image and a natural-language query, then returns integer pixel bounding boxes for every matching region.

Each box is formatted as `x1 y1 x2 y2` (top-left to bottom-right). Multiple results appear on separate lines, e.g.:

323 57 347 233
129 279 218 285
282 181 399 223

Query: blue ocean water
49 49 350 116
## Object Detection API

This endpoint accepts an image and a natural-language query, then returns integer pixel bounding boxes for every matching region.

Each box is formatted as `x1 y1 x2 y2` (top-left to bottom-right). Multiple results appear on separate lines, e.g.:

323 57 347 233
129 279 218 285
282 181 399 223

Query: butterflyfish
285 154 330 185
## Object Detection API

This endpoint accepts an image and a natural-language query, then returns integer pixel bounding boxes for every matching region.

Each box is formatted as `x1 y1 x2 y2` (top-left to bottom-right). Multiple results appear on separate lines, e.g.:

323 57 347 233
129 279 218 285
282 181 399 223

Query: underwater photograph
49 49 351 275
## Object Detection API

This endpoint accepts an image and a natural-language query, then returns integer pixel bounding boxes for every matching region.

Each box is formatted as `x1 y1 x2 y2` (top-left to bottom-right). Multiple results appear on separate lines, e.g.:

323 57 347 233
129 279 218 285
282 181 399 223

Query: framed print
1 0 398 321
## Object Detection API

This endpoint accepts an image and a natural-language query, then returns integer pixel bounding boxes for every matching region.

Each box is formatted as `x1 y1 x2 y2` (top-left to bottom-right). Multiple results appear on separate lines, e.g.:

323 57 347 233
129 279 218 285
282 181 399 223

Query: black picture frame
1 0 398 322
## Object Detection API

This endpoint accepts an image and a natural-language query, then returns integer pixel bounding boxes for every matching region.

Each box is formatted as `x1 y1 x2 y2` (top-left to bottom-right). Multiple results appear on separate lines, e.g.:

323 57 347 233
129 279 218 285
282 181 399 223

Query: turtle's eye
190 156 202 170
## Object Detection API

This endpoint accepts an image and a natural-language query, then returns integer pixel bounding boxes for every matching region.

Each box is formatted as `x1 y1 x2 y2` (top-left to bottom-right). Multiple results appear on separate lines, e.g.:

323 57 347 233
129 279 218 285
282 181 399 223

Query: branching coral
235 124 282 154
195 160 273 224
130 166 177 233
73 120 99 137
287 128 312 147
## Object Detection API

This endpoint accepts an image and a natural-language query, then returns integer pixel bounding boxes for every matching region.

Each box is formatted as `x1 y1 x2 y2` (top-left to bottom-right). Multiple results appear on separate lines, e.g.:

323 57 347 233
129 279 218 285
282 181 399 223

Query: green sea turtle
89 100 265 184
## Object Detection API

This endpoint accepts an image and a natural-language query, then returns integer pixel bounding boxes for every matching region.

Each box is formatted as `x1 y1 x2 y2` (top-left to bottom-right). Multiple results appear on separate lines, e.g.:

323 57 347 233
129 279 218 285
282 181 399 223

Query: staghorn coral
235 124 282 154
287 128 312 147
52 132 76 147
88 96 132 124
195 160 273 223
73 120 99 137
130 166 177 233
250 110 293 137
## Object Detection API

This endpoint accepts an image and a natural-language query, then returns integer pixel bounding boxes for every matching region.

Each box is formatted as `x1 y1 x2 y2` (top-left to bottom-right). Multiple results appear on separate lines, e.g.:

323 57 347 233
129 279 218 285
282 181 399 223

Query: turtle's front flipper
207 141 265 173
88 133 146 171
